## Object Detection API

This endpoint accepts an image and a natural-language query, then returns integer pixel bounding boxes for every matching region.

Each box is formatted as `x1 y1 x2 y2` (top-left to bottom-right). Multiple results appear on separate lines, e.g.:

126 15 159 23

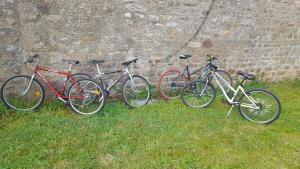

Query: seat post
68 64 72 71
239 78 246 86
96 64 101 74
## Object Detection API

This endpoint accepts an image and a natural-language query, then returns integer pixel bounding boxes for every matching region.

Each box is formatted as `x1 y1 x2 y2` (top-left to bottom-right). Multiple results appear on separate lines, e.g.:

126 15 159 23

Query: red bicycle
0 55 106 115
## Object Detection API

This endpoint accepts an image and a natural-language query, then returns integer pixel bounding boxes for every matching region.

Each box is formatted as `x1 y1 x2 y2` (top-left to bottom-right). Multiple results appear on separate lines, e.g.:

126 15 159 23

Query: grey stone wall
1 0 300 84
0 0 22 82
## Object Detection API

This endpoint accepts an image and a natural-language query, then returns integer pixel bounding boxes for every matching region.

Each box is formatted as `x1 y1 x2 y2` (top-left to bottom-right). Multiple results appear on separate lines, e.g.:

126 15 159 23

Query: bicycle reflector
95 89 101 96
35 89 41 97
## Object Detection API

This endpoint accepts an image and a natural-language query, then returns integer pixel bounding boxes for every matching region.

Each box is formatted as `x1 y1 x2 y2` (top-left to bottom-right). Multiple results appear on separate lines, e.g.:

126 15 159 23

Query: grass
0 80 300 168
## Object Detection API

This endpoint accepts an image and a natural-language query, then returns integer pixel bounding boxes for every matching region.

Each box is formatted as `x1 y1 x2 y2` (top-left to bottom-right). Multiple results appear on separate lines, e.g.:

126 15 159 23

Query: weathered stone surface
0 0 299 86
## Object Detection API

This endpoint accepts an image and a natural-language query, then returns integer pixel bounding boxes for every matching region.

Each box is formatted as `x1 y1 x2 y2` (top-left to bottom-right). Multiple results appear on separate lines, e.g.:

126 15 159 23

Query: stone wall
0 0 22 82
0 0 299 84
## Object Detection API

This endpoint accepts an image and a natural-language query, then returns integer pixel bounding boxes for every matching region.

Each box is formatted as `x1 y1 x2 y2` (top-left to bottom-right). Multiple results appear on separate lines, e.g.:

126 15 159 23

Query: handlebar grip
32 54 39 59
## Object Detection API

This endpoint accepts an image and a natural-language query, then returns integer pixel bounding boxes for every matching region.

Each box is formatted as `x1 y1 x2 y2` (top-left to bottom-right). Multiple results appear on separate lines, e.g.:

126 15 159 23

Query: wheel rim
240 91 280 123
69 79 105 115
159 70 187 99
123 77 150 107
66 74 91 95
2 76 43 111
181 81 215 108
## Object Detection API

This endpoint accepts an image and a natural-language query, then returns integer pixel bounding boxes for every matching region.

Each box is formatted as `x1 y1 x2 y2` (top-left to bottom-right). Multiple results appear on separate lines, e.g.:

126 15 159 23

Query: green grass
0 80 300 168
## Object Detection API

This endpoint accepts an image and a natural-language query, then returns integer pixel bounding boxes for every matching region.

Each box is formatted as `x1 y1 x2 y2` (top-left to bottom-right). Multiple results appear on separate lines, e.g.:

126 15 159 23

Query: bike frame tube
190 65 207 77
212 72 259 109
33 66 84 99
173 64 207 84
92 65 130 92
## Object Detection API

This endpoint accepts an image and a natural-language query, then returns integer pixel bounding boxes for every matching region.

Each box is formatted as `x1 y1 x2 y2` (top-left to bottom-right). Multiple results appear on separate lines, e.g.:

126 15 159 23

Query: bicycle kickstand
226 105 235 117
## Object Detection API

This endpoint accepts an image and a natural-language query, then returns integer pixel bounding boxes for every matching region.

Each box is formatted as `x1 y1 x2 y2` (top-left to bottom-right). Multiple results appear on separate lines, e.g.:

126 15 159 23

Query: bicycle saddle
179 55 192 59
89 60 105 64
122 58 138 66
237 71 256 80
63 59 80 65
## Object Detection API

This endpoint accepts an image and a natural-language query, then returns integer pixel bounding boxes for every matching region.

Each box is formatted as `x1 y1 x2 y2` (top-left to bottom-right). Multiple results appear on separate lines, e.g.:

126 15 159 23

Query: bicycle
180 56 281 124
157 54 233 100
0 55 106 115
68 58 152 108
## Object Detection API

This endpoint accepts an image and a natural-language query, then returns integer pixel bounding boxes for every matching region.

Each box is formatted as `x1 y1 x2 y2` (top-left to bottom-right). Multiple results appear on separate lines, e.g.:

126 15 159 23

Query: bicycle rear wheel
158 69 188 100
65 73 91 94
1 75 45 111
238 89 281 124
68 79 106 115
181 80 216 108
121 75 151 108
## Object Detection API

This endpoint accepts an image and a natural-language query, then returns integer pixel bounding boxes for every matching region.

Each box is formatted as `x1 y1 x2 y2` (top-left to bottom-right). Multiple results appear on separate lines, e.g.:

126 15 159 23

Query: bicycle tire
157 68 188 100
121 75 151 108
65 73 92 93
181 80 216 108
238 89 281 124
67 78 106 115
1 75 45 111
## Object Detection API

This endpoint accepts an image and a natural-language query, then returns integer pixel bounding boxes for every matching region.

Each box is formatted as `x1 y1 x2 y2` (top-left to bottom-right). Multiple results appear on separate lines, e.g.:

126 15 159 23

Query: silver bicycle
180 56 281 124
68 58 151 108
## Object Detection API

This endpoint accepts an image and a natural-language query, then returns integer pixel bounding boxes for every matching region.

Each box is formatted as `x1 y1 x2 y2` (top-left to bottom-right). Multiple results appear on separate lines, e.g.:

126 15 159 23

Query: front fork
128 73 139 92
22 74 36 96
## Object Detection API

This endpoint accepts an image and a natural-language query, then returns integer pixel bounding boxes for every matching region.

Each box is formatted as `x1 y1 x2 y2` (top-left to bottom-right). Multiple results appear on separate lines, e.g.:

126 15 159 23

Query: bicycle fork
128 74 139 92
22 74 35 96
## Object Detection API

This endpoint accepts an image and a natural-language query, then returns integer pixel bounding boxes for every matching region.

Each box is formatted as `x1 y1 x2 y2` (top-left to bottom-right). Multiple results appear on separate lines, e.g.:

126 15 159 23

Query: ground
0 80 299 169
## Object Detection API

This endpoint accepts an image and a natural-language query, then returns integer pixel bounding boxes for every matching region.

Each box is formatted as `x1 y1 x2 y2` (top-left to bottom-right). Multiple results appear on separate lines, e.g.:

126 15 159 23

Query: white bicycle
180 56 281 124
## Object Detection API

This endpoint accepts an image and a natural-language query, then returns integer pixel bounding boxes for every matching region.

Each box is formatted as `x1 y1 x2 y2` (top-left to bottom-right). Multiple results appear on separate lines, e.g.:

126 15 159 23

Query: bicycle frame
172 64 209 87
181 65 206 80
209 71 260 116
29 65 84 101
92 64 135 92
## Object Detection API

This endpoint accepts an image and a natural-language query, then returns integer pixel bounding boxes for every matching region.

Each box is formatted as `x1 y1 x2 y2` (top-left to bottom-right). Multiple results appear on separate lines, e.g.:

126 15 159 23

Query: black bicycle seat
179 55 192 59
89 60 105 64
63 59 80 65
237 71 256 80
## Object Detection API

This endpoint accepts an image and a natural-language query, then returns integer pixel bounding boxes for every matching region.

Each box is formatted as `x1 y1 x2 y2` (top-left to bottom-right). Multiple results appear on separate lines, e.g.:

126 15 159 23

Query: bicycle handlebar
24 54 39 64
206 54 218 62
122 58 138 67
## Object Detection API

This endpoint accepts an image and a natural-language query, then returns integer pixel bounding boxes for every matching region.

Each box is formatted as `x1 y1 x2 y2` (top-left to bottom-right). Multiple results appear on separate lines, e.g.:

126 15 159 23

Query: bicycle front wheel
238 89 281 124
68 79 106 115
1 75 45 111
181 80 216 108
121 75 151 108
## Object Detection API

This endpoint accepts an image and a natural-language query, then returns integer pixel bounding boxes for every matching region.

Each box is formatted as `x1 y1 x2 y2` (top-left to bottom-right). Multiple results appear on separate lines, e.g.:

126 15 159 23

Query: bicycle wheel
65 73 91 94
238 89 281 124
158 69 188 100
1 75 45 111
121 75 151 108
181 80 216 108
68 79 106 115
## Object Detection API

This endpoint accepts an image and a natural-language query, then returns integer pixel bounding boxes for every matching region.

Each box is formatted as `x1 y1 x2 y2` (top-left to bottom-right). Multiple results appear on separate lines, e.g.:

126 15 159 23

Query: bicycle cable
165 0 216 60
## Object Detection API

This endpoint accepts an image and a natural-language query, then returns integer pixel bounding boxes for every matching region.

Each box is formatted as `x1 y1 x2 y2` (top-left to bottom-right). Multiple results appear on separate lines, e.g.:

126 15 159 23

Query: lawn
0 80 299 168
